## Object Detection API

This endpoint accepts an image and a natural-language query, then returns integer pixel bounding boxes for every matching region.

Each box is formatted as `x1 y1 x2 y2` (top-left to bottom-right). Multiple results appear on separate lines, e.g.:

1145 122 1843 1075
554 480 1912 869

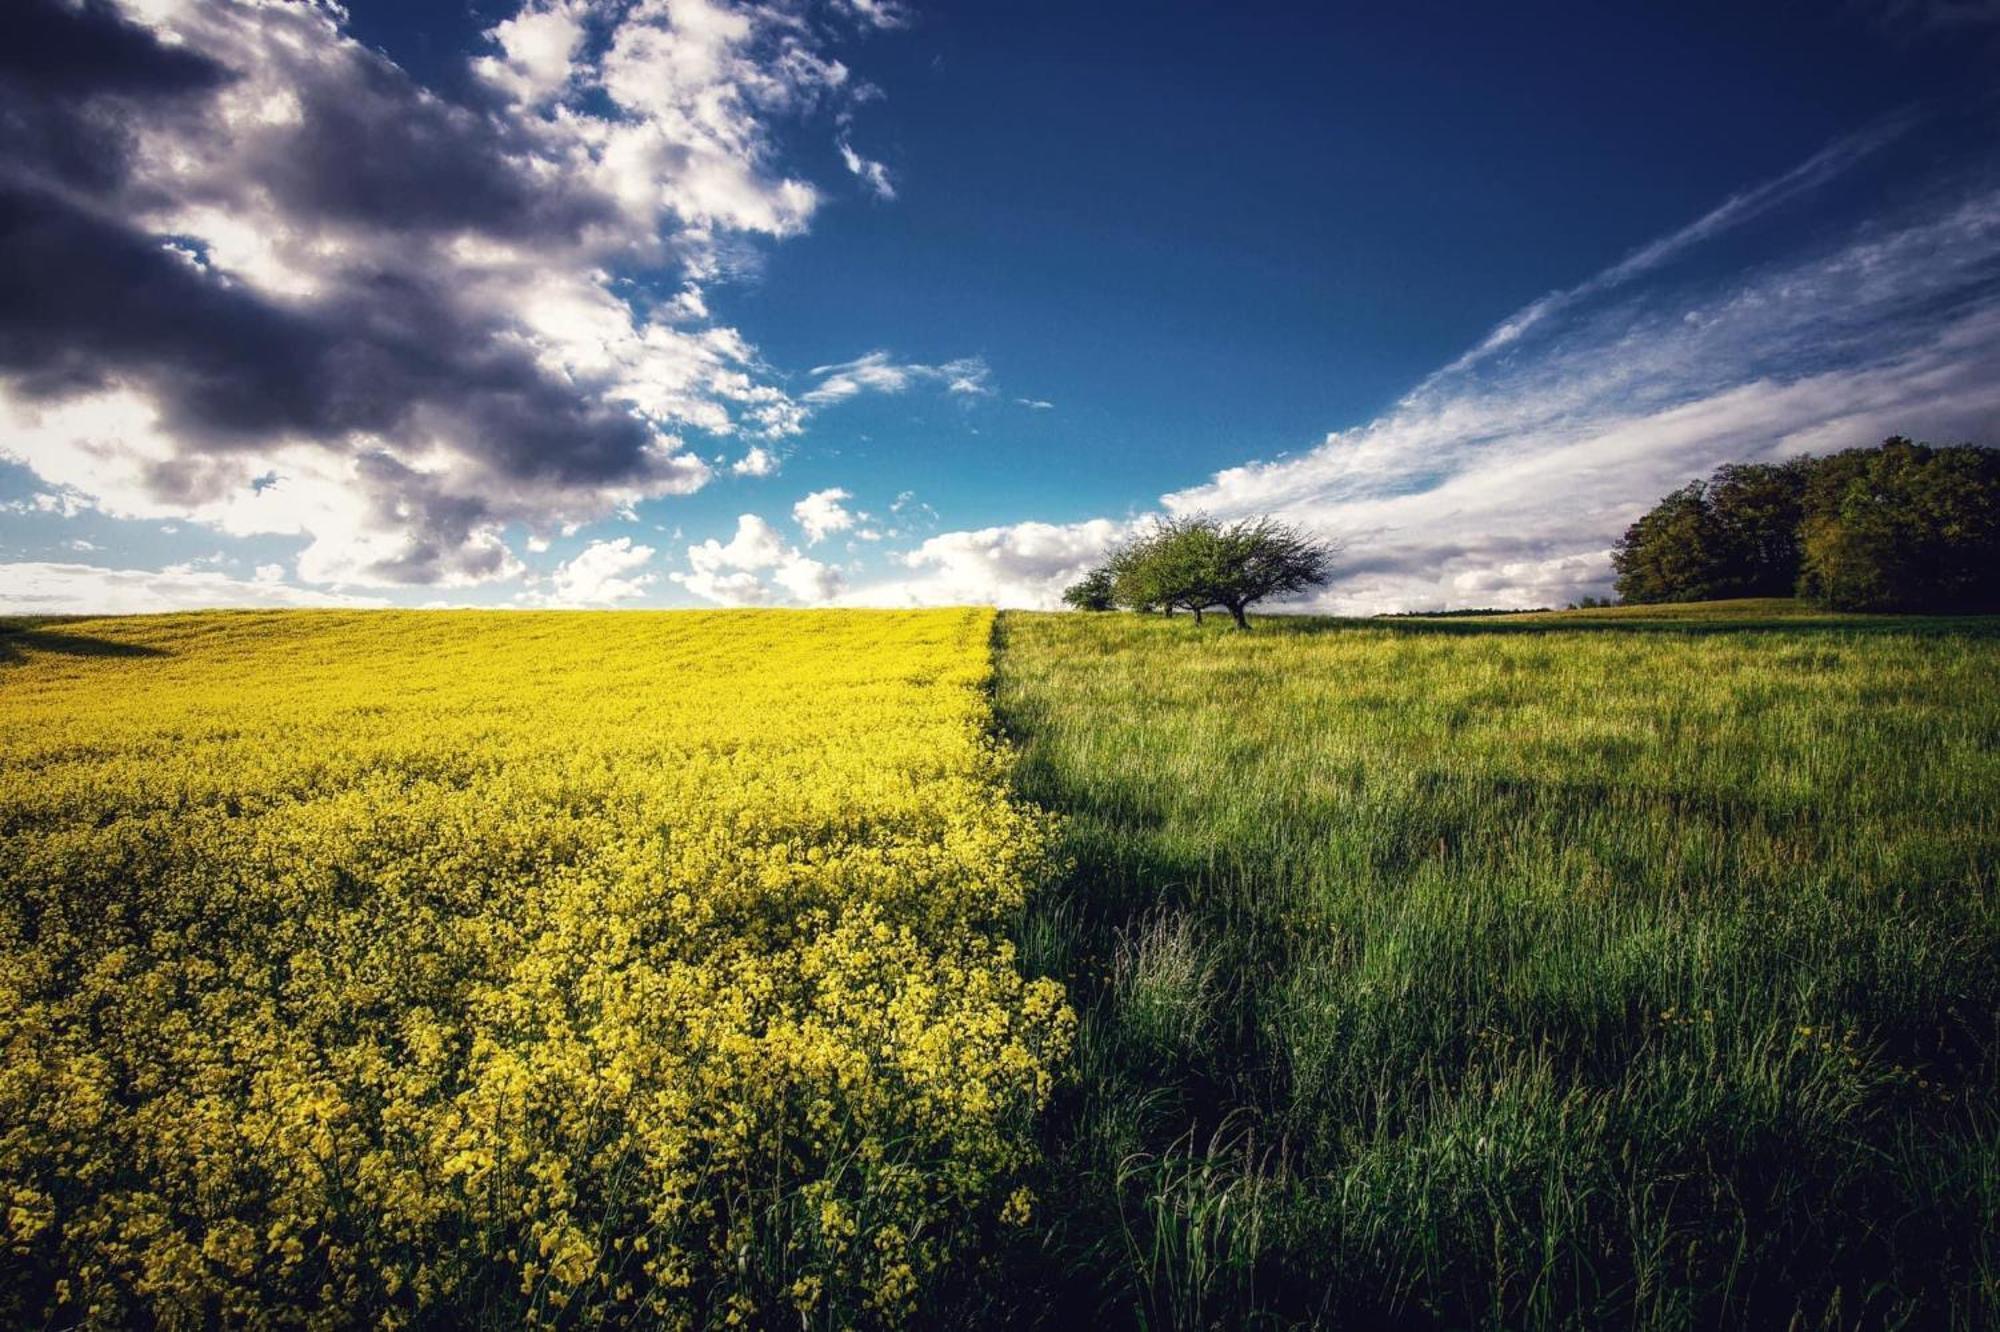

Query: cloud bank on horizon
1 0 1997 615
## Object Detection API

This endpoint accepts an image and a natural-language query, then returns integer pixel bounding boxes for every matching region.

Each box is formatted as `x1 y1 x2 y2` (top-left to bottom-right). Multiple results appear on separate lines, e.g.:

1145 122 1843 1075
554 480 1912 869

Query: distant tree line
1063 515 1339 628
1613 436 2000 612
1383 606 1552 618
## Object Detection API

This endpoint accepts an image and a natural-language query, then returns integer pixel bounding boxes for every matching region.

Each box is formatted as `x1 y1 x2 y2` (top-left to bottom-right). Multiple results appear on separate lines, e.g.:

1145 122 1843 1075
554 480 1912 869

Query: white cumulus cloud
675 512 847 605
792 487 856 543
549 537 657 605
857 518 1128 607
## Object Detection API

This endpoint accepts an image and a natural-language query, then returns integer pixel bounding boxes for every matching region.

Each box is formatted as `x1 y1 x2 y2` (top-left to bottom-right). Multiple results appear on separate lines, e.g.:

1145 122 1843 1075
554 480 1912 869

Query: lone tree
1060 566 1116 611
1078 514 1339 628
1103 519 1208 619
1196 515 1341 627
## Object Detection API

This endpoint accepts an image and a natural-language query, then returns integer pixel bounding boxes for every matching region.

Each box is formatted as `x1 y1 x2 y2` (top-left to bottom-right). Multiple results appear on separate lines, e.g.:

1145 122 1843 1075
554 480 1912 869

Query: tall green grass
991 599 2000 1329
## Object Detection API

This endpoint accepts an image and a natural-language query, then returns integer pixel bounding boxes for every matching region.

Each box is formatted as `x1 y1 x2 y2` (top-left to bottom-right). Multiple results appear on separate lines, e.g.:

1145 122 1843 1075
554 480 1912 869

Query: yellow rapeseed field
0 609 1072 1329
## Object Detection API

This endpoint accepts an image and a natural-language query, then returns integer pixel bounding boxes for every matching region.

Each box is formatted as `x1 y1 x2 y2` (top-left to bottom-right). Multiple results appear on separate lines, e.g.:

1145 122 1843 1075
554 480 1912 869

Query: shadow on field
0 621 169 665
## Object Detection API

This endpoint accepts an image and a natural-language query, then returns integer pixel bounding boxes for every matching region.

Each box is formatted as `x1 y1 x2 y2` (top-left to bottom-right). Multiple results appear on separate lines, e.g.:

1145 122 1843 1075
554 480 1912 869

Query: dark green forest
1612 437 1999 611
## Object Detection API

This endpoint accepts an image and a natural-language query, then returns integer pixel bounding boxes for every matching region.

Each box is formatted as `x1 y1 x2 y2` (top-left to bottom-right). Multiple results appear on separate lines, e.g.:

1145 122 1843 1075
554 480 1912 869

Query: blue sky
2 0 1997 611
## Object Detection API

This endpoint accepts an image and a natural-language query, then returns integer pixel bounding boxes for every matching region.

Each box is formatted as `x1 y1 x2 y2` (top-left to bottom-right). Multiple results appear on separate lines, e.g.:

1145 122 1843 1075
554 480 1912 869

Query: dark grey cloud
224 43 616 244
0 184 330 430
0 170 668 583
0 0 228 196
0 0 221 94
0 0 876 586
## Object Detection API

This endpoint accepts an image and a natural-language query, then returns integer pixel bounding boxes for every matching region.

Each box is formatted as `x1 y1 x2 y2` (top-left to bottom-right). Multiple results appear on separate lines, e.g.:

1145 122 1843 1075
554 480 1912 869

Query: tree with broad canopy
1064 514 1340 628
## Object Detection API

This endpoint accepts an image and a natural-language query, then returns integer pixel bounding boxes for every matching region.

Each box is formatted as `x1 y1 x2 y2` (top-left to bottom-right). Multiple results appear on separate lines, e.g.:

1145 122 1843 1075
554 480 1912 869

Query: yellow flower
1000 1186 1037 1227
0 608 1073 1327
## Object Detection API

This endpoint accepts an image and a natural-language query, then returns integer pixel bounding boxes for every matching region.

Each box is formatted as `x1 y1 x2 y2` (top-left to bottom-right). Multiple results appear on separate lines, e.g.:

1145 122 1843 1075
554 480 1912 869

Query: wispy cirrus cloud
838 137 897 200
867 125 2000 612
1429 113 1917 380
1163 159 2000 612
802 351 993 405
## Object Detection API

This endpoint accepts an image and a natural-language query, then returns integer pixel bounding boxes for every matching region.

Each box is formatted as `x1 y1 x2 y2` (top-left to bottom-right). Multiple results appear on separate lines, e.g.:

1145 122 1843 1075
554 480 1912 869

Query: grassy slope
992 600 2000 1330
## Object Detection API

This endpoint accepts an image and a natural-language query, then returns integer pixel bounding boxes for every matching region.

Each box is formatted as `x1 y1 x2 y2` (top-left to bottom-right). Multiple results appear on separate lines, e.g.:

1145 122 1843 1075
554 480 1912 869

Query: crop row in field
0 609 1071 1328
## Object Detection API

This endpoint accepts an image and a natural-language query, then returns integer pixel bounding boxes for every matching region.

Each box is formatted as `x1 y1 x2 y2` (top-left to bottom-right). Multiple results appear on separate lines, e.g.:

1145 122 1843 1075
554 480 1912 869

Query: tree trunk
1228 602 1249 629
1192 606 1204 625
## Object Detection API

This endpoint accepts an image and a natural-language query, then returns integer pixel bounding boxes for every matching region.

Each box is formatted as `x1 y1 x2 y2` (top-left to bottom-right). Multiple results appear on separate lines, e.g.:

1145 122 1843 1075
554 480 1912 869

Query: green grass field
992 599 2000 1329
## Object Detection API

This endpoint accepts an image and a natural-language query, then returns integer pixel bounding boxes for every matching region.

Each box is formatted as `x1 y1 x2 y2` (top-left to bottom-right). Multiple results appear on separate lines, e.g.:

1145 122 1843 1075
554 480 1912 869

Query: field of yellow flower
0 609 1072 1328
